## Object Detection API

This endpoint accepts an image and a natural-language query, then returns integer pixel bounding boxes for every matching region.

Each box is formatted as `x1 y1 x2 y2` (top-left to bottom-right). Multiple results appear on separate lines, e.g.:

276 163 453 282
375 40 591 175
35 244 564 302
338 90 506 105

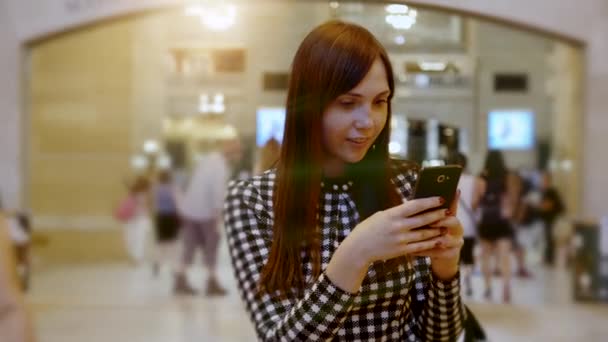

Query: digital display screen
256 107 285 146
488 110 535 150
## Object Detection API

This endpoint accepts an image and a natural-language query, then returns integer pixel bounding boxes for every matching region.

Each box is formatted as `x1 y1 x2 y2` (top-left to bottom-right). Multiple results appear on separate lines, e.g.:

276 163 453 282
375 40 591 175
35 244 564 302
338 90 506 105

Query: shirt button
342 184 348 191
333 185 338 190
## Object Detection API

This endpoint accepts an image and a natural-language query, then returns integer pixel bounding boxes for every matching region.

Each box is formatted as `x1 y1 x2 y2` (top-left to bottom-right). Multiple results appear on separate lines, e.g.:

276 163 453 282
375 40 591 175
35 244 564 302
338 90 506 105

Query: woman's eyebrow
344 90 391 97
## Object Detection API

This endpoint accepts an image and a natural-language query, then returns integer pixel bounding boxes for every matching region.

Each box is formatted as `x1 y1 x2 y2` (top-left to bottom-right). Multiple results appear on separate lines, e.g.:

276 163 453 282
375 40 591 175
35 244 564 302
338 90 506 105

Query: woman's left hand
413 190 464 281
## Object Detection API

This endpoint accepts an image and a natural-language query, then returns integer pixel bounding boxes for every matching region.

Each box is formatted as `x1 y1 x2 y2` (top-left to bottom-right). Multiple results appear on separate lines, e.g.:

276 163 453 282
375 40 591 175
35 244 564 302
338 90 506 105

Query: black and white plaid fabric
224 160 464 341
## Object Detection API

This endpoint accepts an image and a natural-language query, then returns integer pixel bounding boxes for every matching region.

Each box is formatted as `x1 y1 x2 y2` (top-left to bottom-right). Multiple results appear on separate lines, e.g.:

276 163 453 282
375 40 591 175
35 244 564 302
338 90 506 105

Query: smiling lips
347 137 371 146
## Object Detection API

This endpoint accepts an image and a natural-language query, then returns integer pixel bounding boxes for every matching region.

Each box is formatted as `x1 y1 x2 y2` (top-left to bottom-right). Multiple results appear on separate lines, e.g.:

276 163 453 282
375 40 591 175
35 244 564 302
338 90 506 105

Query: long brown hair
259 21 402 296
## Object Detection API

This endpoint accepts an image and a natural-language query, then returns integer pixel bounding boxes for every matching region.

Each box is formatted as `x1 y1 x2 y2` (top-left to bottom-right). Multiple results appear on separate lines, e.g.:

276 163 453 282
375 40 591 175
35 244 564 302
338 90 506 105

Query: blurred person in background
536 171 564 266
1 207 34 342
151 171 181 277
510 173 536 278
5 211 32 291
121 175 152 265
175 139 241 296
253 137 281 175
224 21 464 340
475 150 520 303
449 152 482 297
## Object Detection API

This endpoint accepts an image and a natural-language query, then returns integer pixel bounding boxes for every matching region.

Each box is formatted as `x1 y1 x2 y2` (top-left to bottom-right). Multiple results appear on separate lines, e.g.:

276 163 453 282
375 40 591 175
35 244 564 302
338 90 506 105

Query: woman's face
321 58 390 175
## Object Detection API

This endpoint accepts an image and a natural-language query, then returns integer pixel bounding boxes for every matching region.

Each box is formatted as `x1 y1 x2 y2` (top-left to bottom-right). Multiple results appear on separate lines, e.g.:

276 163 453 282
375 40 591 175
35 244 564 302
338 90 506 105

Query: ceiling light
389 142 402 154
420 62 447 71
185 2 237 31
386 4 409 14
394 35 406 45
329 1 339 9
143 140 160 154
131 155 148 170
385 14 416 30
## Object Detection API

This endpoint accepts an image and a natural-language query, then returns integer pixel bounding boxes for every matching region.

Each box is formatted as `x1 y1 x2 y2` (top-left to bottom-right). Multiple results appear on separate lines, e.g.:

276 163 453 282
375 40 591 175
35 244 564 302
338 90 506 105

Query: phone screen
412 165 463 212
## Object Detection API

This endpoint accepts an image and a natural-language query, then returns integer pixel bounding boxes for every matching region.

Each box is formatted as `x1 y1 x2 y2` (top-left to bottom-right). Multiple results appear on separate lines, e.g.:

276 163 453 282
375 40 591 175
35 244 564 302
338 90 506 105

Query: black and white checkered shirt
224 160 464 341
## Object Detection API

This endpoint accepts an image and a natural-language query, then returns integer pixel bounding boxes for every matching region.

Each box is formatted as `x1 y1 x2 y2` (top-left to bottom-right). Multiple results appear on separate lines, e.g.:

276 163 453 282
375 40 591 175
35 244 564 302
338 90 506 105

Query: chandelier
185 1 237 31
385 4 418 30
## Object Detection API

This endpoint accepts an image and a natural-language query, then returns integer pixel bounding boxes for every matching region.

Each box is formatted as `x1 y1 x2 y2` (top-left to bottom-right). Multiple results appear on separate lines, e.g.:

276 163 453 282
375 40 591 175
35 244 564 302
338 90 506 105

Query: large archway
17 1 587 264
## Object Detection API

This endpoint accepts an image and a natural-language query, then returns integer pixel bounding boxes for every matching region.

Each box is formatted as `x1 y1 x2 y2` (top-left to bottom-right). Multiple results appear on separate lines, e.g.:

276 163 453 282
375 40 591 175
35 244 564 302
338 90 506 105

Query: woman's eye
340 100 356 107
375 99 388 105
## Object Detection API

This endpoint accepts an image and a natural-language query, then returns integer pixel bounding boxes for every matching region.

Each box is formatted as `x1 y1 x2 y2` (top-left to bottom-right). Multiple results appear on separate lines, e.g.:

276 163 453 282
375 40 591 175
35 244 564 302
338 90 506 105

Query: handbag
463 305 488 341
114 195 137 222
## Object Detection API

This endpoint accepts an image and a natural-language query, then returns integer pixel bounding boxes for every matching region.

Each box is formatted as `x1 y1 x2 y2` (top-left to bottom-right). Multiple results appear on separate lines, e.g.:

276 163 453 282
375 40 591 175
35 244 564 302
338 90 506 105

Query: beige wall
28 20 135 227
547 43 583 216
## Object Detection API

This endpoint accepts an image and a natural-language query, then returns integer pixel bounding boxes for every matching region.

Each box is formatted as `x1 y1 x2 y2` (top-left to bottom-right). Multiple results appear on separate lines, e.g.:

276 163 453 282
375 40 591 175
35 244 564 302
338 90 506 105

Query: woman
224 21 464 341
122 175 152 265
151 171 180 277
1 212 34 342
474 150 519 303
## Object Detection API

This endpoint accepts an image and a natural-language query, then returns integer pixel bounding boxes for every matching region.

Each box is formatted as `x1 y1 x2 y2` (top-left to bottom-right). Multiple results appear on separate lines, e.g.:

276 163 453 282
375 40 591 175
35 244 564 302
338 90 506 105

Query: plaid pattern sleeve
410 257 465 341
223 175 356 341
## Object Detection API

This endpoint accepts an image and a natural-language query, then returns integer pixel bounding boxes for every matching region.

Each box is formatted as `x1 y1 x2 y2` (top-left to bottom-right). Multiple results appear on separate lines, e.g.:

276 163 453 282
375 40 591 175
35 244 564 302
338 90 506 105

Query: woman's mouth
347 137 370 146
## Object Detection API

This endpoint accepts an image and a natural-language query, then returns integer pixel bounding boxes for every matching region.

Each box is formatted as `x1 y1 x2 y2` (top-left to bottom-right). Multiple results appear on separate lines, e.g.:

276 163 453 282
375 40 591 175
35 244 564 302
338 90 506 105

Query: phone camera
437 175 446 183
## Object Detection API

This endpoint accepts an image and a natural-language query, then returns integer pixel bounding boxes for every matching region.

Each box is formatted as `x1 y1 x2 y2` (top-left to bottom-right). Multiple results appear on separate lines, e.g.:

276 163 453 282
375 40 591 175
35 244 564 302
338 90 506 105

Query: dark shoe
174 273 197 295
517 268 533 279
484 288 492 300
205 278 227 297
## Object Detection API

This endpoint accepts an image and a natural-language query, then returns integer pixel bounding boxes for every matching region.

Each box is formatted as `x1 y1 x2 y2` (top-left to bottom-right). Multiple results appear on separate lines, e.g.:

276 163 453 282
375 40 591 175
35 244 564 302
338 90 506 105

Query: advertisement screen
488 110 535 150
256 107 285 146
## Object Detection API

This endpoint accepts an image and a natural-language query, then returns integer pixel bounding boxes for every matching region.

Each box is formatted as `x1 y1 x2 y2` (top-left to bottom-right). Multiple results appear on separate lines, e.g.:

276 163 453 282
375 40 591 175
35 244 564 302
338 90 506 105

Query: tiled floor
26 245 608 342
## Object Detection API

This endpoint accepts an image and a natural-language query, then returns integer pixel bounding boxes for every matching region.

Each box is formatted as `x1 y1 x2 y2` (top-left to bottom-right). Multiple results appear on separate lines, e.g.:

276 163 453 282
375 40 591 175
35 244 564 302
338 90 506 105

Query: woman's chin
343 152 368 164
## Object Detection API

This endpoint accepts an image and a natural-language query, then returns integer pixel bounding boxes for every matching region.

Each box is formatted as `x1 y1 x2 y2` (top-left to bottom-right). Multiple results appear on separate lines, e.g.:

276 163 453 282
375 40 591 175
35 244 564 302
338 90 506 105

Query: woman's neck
323 157 346 178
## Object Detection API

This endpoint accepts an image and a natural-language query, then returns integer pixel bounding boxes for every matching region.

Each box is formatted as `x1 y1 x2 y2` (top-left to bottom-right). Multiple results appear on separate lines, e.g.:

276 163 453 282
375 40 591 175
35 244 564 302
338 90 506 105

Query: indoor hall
1 0 608 341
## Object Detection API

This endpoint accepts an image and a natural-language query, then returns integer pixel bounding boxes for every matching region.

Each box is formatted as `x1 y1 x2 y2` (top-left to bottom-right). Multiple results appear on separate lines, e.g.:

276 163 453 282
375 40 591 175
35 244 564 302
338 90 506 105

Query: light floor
27 245 608 342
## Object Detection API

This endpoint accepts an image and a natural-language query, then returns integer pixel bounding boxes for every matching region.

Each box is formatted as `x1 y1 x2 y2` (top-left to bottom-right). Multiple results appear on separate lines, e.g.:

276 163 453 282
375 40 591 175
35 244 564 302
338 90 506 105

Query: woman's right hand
326 196 448 293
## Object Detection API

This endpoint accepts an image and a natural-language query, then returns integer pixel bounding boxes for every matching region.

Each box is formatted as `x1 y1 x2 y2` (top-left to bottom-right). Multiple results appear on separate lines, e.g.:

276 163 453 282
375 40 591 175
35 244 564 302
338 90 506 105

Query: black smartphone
412 165 463 213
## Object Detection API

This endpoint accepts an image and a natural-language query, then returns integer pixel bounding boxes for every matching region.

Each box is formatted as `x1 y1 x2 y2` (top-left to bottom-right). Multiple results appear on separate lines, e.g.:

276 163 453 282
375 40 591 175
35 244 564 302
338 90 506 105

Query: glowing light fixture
385 4 417 30
157 155 172 170
420 62 447 71
394 35 406 45
131 155 148 170
385 4 409 14
389 142 402 154
185 2 237 31
385 14 416 30
199 93 225 114
143 140 160 154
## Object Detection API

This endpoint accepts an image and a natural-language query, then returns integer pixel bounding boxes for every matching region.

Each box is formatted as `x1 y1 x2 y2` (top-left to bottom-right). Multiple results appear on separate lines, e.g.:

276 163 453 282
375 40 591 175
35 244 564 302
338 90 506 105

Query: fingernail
438 197 445 205
440 227 448 235
445 209 452 216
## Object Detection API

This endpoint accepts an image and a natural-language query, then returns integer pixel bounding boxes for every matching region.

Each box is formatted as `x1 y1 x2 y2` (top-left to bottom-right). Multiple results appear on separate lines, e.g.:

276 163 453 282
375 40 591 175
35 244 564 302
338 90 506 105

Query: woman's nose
353 106 373 129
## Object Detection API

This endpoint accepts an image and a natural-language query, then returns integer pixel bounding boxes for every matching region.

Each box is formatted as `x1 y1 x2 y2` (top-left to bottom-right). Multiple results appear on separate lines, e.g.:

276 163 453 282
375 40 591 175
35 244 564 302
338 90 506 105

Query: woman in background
123 176 152 265
0 210 34 342
450 152 483 297
151 171 181 277
253 137 281 175
474 150 520 302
